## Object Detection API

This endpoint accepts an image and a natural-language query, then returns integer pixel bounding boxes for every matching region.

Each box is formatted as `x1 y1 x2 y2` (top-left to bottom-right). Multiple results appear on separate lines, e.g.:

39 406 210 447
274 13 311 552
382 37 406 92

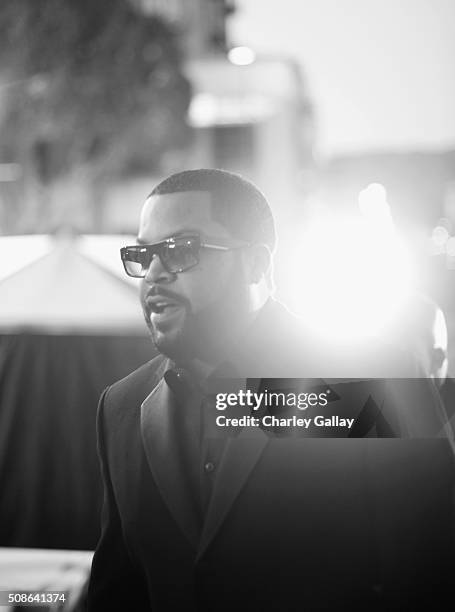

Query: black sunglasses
120 234 249 278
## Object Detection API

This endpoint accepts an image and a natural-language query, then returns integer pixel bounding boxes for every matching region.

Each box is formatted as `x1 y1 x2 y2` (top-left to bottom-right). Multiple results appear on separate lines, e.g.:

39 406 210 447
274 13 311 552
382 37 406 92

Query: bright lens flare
289 215 413 343
432 226 449 248
358 183 393 231
227 46 256 66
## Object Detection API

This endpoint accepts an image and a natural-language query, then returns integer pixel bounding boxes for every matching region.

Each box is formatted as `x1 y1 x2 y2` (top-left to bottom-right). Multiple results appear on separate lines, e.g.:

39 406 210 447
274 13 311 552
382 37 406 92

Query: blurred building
185 55 314 224
111 0 316 235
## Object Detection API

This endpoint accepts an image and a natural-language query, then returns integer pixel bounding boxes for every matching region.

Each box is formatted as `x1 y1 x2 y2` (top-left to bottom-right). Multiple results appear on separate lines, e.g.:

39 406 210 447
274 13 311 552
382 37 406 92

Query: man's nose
143 253 175 284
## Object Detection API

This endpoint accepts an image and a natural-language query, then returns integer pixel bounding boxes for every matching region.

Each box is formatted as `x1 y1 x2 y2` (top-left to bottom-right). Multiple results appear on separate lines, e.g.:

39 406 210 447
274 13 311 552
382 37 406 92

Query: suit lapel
196 425 269 561
140 371 201 549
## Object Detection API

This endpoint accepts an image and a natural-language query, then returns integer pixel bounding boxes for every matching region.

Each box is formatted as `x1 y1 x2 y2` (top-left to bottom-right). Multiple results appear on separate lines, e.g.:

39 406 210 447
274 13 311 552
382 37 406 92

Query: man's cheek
182 271 227 311
194 281 230 313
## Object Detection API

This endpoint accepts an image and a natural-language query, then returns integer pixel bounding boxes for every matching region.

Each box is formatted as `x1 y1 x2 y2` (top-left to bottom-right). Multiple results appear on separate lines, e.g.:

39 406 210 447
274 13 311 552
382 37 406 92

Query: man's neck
181 359 215 392
182 306 264 388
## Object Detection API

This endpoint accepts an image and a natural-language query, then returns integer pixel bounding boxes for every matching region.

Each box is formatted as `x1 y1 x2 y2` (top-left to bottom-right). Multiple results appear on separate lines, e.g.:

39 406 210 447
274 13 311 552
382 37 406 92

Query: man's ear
244 244 272 284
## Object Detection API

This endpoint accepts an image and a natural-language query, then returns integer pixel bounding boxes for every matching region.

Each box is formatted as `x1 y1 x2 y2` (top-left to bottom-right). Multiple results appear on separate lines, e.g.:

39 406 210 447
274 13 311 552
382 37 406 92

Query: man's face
138 190 249 363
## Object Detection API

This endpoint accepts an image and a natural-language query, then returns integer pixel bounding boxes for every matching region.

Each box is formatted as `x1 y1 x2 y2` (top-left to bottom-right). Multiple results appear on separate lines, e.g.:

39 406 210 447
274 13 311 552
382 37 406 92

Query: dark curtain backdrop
0 332 155 550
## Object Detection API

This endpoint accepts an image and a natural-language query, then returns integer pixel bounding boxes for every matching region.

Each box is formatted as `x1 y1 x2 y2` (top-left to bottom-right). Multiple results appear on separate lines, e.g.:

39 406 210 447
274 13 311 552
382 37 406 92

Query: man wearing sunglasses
89 168 307 611
88 169 455 611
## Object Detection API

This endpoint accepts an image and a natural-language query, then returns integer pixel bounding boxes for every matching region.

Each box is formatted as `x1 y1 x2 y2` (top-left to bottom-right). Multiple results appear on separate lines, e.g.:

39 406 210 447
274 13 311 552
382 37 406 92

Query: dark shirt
164 369 228 531
200 396 227 513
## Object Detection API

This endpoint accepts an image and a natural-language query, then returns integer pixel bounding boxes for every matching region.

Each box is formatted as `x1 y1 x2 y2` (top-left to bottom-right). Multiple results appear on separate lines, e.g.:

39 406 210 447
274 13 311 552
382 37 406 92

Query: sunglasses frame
120 234 249 278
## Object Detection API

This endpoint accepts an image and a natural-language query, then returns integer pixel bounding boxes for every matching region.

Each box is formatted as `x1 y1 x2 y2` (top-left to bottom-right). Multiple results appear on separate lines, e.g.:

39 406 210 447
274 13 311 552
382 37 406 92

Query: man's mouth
149 300 177 314
145 296 183 324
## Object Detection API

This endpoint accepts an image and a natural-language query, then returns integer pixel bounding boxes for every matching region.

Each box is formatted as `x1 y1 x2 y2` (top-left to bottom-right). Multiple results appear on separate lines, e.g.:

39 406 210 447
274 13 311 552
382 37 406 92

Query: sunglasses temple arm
200 243 232 251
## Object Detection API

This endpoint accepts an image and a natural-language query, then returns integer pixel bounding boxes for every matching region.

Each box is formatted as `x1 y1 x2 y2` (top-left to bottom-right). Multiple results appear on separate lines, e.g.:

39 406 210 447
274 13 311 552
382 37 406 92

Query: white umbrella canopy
0 234 146 334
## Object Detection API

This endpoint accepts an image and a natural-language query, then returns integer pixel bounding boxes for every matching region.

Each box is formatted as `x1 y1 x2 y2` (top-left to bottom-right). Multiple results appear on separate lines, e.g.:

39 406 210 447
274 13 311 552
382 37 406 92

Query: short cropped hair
149 169 276 252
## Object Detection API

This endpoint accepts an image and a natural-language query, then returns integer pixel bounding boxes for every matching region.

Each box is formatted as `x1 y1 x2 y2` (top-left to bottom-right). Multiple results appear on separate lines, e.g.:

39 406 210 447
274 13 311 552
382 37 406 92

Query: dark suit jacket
88 300 455 611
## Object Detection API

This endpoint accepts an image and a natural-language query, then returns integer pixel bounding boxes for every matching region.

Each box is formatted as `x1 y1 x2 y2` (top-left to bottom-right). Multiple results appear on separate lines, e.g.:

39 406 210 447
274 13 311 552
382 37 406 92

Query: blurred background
0 0 454 602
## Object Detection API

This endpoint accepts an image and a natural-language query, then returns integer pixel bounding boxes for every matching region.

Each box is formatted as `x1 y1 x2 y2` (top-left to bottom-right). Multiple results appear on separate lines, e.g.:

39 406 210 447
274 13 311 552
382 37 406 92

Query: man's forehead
142 191 211 224
138 190 228 241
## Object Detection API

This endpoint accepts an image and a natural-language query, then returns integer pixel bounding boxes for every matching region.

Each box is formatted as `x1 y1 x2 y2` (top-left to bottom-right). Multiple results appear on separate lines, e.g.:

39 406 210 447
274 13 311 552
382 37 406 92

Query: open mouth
151 303 176 314
146 298 181 316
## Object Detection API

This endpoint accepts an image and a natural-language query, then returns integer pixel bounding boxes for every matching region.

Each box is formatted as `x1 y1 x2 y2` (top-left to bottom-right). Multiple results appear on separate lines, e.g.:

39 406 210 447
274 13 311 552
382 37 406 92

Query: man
88 169 454 611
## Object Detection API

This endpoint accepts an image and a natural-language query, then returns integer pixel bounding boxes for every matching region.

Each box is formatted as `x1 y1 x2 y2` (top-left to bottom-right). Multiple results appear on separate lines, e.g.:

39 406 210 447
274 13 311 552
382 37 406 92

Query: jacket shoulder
102 354 167 419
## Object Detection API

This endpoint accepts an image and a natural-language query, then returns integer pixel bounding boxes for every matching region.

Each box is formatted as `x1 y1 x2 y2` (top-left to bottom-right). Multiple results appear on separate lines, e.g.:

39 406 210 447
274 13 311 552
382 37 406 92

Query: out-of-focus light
358 183 393 231
446 236 455 257
359 182 387 204
431 225 449 248
286 214 413 344
437 217 452 233
227 46 256 66
434 307 448 350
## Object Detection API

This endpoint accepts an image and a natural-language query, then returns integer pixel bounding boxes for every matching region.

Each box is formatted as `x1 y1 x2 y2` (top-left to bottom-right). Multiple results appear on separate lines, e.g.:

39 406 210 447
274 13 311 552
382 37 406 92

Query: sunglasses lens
162 237 199 273
121 237 200 277
122 247 151 278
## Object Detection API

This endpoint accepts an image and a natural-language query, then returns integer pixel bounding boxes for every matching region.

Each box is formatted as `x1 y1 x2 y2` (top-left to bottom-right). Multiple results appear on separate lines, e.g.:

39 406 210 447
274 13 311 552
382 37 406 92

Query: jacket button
204 462 215 473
